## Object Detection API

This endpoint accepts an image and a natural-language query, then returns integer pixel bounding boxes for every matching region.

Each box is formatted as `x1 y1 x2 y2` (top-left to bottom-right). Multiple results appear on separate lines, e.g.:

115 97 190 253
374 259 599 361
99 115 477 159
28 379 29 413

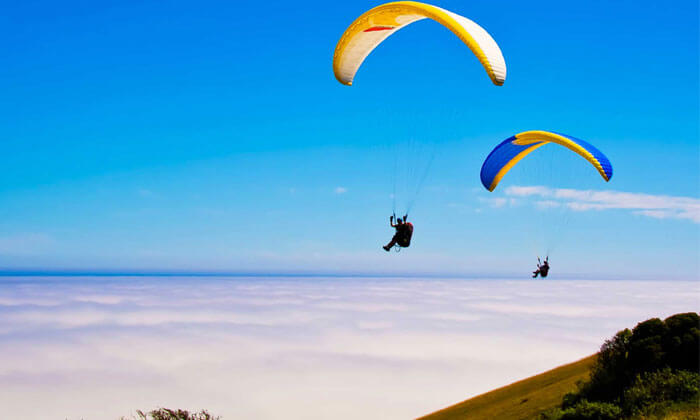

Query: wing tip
333 72 353 86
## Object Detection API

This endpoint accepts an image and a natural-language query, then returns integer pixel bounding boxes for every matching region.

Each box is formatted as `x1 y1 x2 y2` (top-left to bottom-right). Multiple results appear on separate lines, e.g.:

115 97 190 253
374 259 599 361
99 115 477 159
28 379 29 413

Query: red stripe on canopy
363 26 395 32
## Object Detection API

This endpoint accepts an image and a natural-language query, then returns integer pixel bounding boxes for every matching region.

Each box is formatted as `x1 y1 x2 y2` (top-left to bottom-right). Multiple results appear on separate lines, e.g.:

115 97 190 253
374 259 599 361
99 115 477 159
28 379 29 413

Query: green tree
572 312 699 405
553 312 700 419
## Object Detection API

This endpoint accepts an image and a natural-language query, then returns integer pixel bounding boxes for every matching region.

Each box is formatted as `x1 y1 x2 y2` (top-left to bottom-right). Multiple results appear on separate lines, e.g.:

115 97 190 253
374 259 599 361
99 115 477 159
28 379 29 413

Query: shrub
622 368 700 415
122 408 221 420
558 400 622 420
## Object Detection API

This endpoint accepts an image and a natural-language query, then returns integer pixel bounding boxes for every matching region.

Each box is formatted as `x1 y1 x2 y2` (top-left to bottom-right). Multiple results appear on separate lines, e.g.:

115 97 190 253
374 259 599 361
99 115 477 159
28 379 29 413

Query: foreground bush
540 400 622 420
623 369 700 416
558 400 622 420
121 408 221 420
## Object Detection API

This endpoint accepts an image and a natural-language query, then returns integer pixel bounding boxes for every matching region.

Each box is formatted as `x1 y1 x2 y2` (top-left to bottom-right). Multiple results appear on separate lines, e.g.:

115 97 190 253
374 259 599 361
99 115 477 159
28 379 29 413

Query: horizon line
0 268 687 281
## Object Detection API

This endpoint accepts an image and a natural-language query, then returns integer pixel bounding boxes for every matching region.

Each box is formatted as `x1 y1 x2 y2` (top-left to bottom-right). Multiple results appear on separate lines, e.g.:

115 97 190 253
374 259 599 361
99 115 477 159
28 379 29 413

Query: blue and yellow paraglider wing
480 131 613 191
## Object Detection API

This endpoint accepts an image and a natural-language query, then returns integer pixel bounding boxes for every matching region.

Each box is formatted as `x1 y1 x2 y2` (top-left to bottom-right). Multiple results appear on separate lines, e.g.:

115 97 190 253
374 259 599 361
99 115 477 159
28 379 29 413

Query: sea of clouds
0 276 696 419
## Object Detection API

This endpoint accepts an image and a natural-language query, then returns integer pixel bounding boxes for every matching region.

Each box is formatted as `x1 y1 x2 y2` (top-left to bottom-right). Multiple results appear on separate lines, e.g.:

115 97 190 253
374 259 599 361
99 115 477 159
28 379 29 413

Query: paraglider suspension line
405 147 436 215
392 152 398 215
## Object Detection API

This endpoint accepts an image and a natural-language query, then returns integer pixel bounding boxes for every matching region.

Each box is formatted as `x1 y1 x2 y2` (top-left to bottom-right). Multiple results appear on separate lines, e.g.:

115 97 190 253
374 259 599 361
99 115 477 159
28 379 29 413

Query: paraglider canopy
480 130 613 192
333 1 507 86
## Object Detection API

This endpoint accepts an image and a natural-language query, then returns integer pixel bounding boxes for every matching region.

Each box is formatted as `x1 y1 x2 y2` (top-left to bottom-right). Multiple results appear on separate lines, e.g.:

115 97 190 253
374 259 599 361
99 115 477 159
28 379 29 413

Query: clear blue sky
1 0 697 278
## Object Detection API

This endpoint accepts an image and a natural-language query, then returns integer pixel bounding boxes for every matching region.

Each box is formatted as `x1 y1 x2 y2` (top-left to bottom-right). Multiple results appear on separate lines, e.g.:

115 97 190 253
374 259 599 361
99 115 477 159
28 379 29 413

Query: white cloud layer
334 186 348 194
0 276 696 420
505 186 700 222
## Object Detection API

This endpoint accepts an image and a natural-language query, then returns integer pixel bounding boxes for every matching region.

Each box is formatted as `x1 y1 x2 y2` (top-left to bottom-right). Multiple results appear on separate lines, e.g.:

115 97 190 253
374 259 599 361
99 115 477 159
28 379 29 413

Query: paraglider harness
392 213 413 252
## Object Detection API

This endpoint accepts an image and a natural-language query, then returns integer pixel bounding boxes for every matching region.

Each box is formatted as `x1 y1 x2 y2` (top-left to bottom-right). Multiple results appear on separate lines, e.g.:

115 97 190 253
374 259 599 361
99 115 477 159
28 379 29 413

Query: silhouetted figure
383 215 413 251
532 256 549 279
532 256 550 278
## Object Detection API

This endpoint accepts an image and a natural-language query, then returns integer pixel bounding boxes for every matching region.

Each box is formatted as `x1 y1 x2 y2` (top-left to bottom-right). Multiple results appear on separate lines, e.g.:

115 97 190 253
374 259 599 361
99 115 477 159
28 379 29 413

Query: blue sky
1 0 698 277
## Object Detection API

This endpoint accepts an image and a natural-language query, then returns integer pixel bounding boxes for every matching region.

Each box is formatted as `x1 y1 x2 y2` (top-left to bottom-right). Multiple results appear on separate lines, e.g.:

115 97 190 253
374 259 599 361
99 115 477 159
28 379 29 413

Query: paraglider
480 131 613 276
333 1 507 86
383 214 414 251
480 130 613 192
532 256 550 278
333 2 508 253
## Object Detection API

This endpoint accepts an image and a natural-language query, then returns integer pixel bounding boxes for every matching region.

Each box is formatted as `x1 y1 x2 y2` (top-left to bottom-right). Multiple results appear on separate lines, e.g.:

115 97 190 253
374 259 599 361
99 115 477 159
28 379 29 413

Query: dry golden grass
417 355 597 420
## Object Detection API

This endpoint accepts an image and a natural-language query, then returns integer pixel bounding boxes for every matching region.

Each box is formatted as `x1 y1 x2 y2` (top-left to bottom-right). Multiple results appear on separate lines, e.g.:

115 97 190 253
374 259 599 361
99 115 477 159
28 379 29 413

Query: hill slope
418 355 597 420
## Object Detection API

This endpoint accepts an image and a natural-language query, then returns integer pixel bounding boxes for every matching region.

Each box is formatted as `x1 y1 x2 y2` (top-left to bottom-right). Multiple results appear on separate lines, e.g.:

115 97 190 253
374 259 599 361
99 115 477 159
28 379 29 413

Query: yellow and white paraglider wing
333 1 506 86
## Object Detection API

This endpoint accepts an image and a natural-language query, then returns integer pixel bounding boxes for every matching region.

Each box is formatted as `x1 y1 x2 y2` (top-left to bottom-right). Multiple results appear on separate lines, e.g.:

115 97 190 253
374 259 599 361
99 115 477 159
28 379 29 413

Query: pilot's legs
383 235 399 251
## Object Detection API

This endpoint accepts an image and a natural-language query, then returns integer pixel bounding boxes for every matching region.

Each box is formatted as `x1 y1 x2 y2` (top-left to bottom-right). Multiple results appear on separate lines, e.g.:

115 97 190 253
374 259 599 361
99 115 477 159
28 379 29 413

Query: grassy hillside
418 355 597 420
